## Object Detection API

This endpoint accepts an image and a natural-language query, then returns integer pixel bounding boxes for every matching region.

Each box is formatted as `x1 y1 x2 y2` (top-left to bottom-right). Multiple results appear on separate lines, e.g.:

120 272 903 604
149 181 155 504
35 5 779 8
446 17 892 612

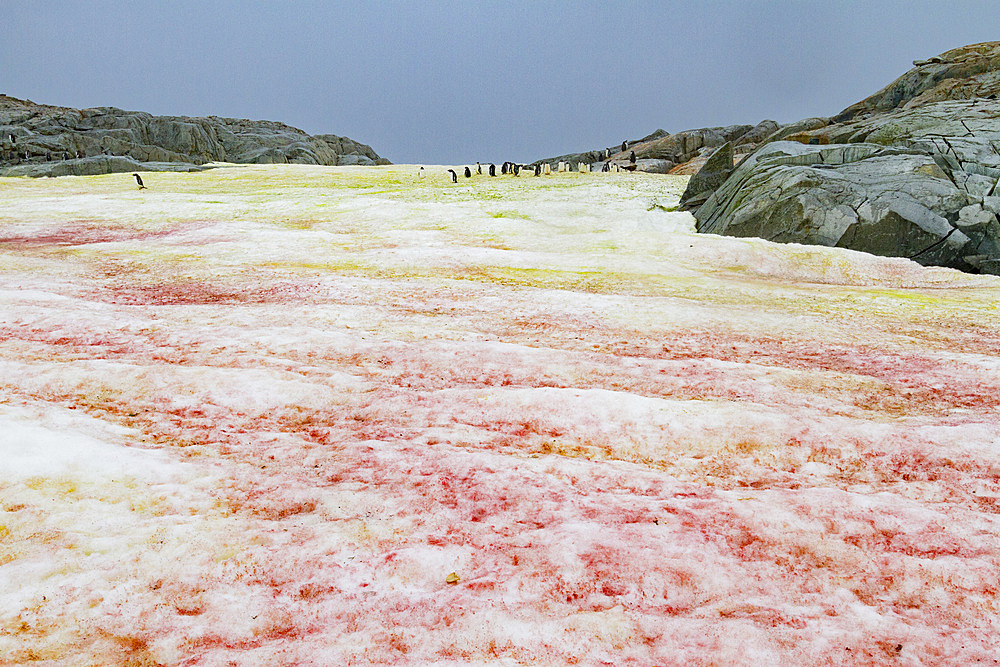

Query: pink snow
0 166 998 665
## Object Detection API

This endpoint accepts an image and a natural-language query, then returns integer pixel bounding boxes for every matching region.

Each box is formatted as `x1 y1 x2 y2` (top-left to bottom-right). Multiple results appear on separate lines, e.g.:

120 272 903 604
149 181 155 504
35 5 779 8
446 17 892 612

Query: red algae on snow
1 166 999 664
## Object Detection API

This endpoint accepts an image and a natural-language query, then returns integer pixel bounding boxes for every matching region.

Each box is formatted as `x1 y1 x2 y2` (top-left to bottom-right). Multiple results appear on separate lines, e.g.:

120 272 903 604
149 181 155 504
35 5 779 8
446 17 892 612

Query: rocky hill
0 95 388 177
688 42 1000 275
531 122 780 175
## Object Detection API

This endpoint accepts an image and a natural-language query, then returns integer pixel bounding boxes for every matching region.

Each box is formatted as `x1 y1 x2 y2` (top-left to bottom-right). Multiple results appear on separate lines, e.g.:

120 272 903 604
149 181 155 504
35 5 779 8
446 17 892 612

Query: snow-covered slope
1 165 998 664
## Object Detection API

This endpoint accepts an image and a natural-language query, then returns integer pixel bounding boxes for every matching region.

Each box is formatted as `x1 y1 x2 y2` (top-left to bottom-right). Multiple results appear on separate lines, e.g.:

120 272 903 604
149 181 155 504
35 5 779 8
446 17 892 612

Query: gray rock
836 42 1000 121
0 155 210 177
735 119 781 146
982 195 1000 215
635 159 675 174
695 141 989 271
336 154 376 166
532 122 771 172
680 142 734 210
534 149 605 170
690 43 1000 274
0 94 388 177
759 117 831 144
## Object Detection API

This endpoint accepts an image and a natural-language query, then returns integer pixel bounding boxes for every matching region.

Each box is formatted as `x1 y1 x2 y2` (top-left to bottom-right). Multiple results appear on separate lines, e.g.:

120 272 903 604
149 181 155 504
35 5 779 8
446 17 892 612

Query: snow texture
0 164 998 665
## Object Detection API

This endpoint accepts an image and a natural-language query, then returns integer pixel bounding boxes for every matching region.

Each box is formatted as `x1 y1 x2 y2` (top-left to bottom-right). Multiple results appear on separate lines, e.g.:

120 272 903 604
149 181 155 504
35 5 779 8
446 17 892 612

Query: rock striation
0 95 388 177
690 42 1000 275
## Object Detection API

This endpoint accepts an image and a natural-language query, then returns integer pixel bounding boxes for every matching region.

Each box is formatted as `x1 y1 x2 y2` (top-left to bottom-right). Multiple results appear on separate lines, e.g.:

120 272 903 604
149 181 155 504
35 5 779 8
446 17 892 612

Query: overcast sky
4 1 1000 164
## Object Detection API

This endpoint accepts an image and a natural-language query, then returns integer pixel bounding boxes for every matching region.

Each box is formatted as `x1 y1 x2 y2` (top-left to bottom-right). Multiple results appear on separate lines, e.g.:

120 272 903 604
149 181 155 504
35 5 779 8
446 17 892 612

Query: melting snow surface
1 164 999 664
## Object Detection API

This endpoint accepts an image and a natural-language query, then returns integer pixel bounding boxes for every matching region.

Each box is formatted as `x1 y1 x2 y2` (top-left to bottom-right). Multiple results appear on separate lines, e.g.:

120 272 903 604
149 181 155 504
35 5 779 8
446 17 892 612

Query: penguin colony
426 136 637 182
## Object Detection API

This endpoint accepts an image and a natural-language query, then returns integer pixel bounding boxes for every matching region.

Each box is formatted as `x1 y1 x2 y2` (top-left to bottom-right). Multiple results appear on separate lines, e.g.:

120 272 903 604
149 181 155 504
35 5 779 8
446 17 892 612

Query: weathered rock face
835 41 1000 121
533 120 780 172
627 124 751 164
679 142 734 210
691 42 1000 274
0 95 388 176
314 134 385 166
695 141 990 270
634 158 675 174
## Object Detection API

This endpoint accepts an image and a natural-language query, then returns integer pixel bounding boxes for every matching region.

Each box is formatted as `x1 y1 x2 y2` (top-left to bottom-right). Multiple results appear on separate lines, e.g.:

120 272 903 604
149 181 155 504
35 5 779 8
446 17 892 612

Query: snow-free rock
692 42 1000 274
0 95 388 177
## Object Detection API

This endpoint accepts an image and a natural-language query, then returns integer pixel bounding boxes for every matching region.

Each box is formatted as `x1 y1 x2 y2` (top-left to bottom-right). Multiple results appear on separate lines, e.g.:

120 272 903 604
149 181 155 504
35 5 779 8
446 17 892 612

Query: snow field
0 164 998 664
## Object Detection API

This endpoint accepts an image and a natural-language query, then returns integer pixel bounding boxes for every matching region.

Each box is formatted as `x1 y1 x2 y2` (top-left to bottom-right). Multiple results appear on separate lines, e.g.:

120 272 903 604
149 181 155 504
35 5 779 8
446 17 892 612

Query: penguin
621 140 627 153
418 166 426 179
501 162 508 175
464 166 472 178
602 161 610 172
477 162 482 175
8 134 14 145
534 163 541 176
513 164 520 176
630 150 636 164
489 163 496 177
447 169 457 183
133 173 146 189
604 148 610 160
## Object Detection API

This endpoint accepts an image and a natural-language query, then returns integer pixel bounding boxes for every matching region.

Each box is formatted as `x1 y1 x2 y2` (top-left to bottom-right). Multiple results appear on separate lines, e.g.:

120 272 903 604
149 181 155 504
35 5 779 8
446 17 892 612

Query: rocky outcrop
694 141 992 271
625 124 751 165
679 142 734 209
0 95 388 177
533 149 608 170
835 41 1000 121
690 42 1000 275
0 156 212 178
314 134 386 166
532 120 780 173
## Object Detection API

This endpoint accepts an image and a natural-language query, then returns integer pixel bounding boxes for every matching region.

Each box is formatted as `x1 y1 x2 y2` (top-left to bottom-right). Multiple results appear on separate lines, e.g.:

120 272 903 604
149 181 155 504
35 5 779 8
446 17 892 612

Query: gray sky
3 1 1000 164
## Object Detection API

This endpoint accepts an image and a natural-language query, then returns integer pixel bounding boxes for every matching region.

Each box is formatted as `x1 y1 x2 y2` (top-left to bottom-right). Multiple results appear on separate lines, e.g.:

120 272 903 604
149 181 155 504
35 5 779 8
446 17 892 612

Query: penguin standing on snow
513 164 521 176
447 169 458 183
133 173 146 190
489 163 496 176
418 166 425 179
464 166 472 178
534 164 541 176
476 162 482 175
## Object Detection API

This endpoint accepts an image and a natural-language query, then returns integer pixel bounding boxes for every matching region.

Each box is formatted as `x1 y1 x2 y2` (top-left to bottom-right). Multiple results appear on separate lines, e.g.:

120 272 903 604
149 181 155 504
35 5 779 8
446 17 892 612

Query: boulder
635 158 675 174
694 140 998 272
735 119 781 146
